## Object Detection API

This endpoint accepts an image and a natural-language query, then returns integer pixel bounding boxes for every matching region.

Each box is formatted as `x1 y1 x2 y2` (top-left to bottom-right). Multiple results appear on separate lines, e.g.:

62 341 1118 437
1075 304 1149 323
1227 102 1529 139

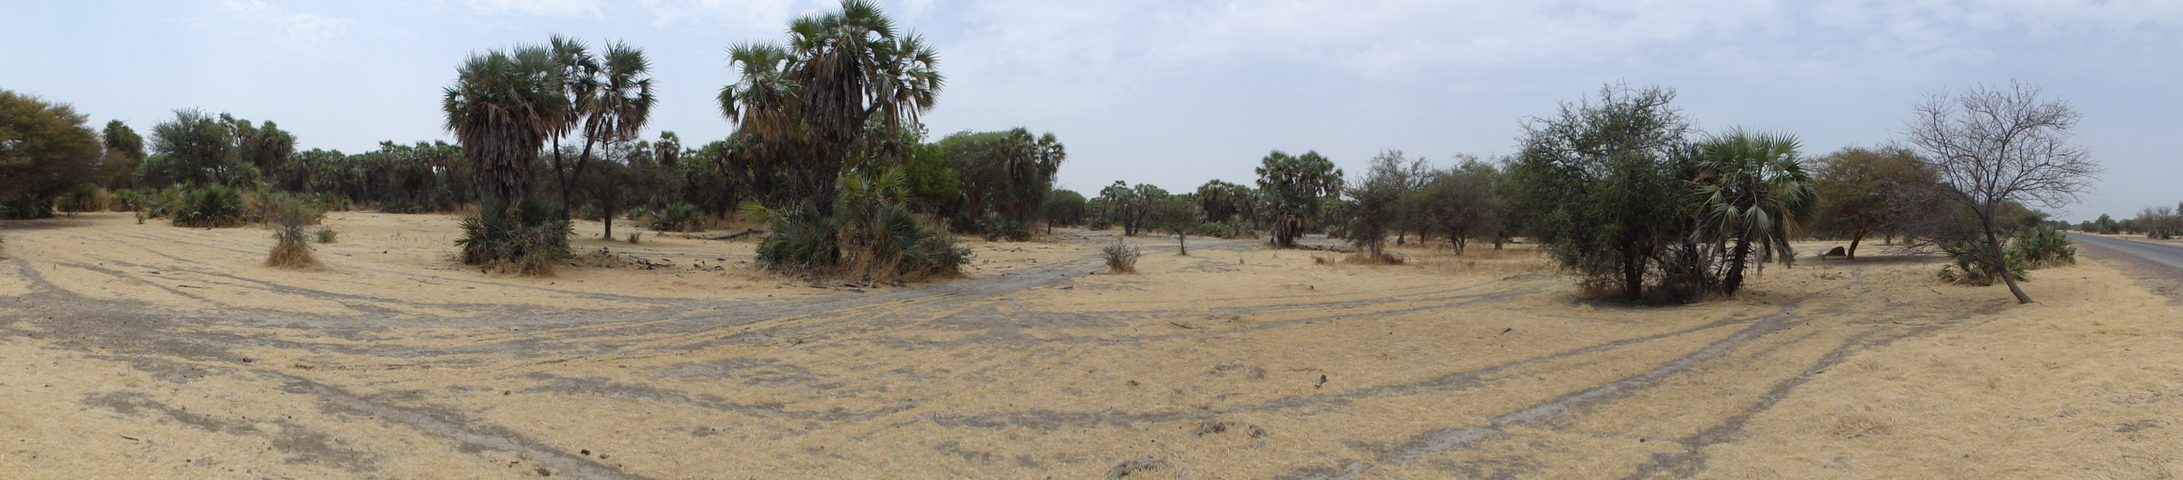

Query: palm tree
568 40 656 238
442 45 566 204
719 42 803 206
1693 129 1818 295
720 0 943 214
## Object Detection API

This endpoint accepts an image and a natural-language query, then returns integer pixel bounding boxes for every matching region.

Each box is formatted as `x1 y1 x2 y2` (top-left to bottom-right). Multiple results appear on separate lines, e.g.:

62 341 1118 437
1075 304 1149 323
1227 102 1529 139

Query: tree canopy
1254 150 1342 248
1509 84 1694 301
0 90 104 218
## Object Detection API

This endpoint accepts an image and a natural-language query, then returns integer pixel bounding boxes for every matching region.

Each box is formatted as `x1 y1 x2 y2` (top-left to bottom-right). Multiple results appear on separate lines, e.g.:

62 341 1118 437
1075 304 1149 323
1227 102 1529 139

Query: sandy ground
0 212 2177 479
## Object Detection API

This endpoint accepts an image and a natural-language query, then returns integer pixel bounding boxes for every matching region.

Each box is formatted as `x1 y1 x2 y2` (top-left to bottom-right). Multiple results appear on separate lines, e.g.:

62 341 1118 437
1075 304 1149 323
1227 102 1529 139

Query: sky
5 0 2181 222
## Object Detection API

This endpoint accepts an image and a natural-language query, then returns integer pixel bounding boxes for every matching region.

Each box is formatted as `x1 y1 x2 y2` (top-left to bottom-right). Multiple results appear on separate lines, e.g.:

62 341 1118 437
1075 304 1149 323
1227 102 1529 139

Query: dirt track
3 213 2179 479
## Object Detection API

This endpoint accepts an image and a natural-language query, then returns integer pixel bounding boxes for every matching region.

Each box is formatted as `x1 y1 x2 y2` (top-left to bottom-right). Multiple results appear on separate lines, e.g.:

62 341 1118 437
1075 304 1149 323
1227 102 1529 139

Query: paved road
2068 233 2183 273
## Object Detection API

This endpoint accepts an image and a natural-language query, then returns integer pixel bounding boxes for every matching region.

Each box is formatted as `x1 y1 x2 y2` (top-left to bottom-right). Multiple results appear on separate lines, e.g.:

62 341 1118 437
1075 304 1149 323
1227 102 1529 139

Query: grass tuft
1102 238 1141 273
264 195 326 269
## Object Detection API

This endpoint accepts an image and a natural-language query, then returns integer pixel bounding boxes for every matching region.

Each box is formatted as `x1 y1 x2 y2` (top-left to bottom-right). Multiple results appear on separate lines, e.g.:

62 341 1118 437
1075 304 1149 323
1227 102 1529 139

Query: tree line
1 1 2101 303
1067 82 2095 305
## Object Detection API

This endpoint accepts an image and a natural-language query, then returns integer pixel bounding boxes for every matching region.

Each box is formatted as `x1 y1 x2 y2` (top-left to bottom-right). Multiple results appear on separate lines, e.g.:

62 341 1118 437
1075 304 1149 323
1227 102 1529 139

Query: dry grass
3 222 2179 478
263 226 318 269
1102 239 1141 273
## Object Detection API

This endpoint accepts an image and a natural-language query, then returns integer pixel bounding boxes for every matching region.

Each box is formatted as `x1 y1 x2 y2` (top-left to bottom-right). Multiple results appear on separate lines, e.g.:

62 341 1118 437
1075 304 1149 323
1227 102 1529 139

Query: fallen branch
689 228 765 241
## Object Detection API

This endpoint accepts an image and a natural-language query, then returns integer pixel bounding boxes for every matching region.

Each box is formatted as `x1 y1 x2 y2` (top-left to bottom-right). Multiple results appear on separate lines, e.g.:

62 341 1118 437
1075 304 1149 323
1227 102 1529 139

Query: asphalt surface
2067 233 2183 273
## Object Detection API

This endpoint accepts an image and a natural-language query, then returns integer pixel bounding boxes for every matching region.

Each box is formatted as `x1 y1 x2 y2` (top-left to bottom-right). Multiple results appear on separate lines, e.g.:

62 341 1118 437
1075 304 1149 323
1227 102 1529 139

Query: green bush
2011 224 2076 268
976 213 1030 241
173 186 246 228
1087 217 1114 231
0 196 54 219
141 187 188 219
1937 240 2027 286
648 202 707 232
1200 222 1232 239
57 185 103 213
456 199 572 276
108 189 144 211
314 227 338 244
748 169 971 282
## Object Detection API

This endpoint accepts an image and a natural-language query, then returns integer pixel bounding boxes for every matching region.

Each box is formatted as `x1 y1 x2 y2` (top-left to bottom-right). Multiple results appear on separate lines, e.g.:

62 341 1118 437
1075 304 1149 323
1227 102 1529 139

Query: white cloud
219 0 357 47
927 0 2183 111
463 0 602 17
640 0 831 29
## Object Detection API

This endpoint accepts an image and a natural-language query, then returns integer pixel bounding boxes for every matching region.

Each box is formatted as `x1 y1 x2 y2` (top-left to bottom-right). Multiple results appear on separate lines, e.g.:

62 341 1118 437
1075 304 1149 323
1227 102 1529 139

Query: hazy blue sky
6 0 2180 221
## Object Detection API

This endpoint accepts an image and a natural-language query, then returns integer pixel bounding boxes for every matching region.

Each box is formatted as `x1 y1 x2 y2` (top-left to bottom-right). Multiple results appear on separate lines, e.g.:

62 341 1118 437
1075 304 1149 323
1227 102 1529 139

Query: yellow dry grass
0 213 2175 479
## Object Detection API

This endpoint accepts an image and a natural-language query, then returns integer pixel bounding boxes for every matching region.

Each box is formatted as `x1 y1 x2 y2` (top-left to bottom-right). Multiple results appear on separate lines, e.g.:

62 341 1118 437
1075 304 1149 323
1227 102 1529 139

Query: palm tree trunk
1622 243 1645 301
1723 235 1752 294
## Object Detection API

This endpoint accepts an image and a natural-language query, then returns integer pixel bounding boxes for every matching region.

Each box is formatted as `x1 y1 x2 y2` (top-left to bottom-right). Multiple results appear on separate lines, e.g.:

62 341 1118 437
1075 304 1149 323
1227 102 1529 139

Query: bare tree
1904 81 2101 303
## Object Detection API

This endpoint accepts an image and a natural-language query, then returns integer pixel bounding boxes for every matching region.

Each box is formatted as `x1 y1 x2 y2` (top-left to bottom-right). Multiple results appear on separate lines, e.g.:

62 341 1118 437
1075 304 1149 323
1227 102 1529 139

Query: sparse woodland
0 1 2110 303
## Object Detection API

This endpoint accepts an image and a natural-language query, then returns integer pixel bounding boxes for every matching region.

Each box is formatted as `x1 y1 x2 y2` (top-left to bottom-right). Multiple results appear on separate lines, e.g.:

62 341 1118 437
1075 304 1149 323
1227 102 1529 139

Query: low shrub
1087 217 1114 231
141 187 188 219
108 189 144 212
1937 240 2027 286
648 202 707 232
173 186 246 228
0 196 53 219
976 213 1031 241
748 169 971 282
2012 224 2076 268
456 199 572 276
314 227 338 244
57 185 104 214
1101 238 1141 273
264 195 325 268
1200 222 1232 240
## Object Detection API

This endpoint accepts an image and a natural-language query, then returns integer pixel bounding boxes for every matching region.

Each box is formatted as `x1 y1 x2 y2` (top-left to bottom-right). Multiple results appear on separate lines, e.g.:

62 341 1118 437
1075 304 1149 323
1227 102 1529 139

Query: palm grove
0 1 2099 303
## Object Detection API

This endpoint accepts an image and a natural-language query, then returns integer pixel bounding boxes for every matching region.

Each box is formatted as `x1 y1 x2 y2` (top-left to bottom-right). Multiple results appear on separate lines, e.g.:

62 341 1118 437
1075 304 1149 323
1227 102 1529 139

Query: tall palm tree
721 0 942 214
1693 129 1818 294
719 42 803 203
567 40 655 237
442 45 566 204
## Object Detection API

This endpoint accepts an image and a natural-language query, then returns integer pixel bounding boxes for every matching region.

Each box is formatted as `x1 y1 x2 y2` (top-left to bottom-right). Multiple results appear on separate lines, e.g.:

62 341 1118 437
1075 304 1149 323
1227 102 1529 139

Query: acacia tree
100 120 145 188
1905 81 2101 304
0 90 104 218
1414 156 1507 254
2136 205 2182 240
1344 150 1425 256
1042 189 1086 231
146 109 241 187
1508 84 1694 301
1255 150 1342 248
1810 146 1941 259
1148 192 1202 254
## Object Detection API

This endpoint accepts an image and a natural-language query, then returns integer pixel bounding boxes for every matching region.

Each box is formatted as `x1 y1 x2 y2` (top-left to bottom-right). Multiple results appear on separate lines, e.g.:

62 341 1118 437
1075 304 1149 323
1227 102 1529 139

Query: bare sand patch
1 214 2176 478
